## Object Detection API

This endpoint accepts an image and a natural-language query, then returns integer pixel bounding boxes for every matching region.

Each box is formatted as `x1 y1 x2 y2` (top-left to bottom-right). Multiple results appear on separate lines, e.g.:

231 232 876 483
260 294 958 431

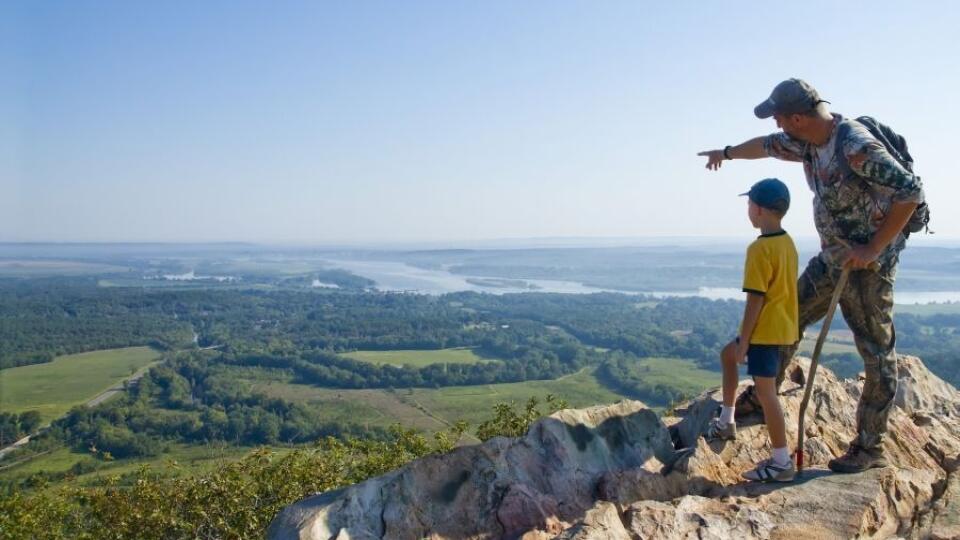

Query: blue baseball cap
740 178 790 213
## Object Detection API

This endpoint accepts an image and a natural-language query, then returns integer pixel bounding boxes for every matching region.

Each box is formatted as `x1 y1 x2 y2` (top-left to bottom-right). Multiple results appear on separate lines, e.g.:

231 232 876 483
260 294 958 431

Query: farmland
0 347 162 423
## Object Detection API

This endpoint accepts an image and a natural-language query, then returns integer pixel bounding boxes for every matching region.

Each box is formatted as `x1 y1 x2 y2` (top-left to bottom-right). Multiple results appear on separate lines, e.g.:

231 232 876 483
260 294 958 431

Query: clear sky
3 1 959 244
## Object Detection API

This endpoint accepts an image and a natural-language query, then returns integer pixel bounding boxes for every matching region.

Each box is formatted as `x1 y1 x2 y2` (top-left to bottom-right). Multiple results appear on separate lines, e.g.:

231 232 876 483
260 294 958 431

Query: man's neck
809 114 838 147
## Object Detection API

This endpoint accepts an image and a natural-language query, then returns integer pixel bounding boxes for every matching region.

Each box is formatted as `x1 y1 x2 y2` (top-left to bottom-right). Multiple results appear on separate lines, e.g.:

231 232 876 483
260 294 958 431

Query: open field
4 358 721 485
341 347 496 368
0 259 129 277
253 382 445 432
0 443 265 488
253 366 629 438
797 335 860 356
798 336 859 356
196 258 330 276
895 302 960 315
406 367 629 426
0 347 162 423
97 278 276 290
631 357 720 396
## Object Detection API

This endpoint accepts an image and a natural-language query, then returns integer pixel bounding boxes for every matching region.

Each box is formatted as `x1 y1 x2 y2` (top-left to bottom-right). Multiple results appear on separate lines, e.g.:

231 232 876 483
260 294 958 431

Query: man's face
773 114 796 137
774 113 805 140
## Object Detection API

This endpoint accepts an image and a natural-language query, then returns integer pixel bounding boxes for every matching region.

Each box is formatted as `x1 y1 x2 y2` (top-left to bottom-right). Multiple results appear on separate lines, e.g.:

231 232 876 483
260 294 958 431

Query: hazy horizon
5 233 960 252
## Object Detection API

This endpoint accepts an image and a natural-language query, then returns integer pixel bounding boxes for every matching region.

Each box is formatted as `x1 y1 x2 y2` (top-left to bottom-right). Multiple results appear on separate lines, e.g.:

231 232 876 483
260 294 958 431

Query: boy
706 178 799 483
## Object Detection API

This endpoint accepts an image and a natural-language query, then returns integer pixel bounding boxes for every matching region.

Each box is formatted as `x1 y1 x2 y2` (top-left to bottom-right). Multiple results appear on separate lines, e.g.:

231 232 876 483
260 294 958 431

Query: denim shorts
736 337 782 378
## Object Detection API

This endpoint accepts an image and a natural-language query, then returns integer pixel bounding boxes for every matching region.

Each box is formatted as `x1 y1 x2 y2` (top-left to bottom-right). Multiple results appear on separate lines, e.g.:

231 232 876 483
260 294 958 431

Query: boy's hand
735 339 749 364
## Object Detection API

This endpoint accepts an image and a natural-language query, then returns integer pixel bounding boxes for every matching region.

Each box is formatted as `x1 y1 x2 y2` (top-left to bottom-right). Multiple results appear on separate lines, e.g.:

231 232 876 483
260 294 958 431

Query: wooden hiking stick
794 255 881 472
795 265 850 473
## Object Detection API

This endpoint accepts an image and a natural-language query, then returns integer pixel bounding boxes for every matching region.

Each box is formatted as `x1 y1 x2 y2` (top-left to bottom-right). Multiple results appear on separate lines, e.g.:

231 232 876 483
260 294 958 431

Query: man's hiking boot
705 418 736 441
743 457 796 483
734 386 763 420
828 444 889 473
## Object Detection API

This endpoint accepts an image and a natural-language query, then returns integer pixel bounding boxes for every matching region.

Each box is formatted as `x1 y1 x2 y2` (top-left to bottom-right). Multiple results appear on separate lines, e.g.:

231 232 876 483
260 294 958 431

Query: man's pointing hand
698 150 726 171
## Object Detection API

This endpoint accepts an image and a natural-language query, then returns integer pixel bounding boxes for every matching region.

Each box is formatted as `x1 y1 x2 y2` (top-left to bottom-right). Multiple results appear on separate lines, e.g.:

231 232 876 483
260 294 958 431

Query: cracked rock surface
267 355 959 540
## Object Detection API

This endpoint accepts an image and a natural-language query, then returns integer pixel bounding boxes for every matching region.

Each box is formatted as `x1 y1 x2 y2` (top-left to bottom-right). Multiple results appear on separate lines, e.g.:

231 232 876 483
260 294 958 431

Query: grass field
340 347 496 368
895 302 960 315
797 335 860 356
97 278 276 291
0 259 129 277
0 347 162 423
253 366 630 440
406 367 629 426
196 258 329 276
0 442 264 488
631 357 720 397
3 357 719 486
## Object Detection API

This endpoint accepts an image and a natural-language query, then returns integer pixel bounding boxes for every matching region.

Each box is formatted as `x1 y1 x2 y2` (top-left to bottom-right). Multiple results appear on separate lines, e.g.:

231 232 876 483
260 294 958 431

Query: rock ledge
268 356 960 540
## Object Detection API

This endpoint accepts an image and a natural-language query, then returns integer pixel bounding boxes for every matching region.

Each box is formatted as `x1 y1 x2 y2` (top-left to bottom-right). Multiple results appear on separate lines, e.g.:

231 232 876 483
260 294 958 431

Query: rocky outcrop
268 355 960 539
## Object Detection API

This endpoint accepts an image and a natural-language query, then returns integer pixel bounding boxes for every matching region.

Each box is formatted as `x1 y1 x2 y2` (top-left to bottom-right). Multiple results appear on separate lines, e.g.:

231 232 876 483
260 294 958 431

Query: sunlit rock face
269 355 959 540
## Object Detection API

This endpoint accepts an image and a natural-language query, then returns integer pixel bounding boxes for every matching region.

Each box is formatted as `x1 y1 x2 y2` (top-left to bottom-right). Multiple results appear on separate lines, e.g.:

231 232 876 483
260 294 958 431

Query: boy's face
747 200 761 228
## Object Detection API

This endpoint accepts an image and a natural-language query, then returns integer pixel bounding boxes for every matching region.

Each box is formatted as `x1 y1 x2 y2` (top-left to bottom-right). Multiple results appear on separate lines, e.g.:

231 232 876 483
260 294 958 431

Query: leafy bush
0 424 465 540
1 392 567 540
475 394 568 441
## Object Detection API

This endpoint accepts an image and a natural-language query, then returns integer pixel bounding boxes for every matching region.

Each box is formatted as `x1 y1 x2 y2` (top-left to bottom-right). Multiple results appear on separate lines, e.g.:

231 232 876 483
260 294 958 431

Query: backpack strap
833 119 857 180
834 117 930 236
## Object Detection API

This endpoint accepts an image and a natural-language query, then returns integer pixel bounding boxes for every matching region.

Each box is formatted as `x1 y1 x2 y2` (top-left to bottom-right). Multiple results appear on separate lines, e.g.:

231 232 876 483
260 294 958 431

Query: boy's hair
762 203 788 218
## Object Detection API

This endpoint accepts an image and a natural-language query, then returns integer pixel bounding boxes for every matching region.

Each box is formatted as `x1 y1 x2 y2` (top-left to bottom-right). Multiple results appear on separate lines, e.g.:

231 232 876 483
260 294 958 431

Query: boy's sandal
704 418 736 441
743 458 795 483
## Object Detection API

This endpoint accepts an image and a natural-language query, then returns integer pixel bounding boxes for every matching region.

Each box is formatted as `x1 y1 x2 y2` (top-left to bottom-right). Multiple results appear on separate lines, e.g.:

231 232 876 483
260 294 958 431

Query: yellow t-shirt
741 231 799 345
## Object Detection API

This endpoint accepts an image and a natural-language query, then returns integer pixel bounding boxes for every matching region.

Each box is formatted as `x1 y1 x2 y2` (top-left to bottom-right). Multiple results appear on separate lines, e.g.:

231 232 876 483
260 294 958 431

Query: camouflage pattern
774 253 898 451
764 113 925 268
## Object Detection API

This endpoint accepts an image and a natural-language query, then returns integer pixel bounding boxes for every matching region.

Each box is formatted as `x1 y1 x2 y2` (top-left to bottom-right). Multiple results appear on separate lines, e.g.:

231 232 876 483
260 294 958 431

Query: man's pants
774 253 899 451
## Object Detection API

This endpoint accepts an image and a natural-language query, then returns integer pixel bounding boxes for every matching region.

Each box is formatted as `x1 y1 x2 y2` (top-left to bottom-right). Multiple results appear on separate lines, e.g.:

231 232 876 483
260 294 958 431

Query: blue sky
3 1 959 244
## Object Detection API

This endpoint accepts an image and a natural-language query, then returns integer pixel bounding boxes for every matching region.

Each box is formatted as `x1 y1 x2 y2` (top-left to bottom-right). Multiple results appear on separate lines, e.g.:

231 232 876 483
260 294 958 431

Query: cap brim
754 99 776 119
738 191 750 197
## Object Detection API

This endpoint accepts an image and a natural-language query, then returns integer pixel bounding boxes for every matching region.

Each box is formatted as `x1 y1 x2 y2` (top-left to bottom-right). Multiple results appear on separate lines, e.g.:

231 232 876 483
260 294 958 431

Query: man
698 78 924 473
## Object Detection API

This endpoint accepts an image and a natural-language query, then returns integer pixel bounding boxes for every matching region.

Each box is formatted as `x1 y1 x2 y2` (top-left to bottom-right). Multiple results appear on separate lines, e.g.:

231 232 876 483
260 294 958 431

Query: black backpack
835 116 931 235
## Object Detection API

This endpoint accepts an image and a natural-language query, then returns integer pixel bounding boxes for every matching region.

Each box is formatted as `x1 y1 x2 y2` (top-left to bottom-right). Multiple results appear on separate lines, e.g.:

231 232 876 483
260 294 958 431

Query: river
322 259 960 305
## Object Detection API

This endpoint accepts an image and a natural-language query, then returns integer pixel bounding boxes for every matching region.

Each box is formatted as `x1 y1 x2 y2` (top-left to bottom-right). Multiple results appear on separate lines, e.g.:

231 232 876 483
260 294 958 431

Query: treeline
1 389 570 540
895 313 960 386
0 412 42 447
455 292 742 369
278 268 376 289
1 280 740 372
596 352 696 406
0 279 194 370
42 353 386 461
179 288 485 354
2 278 957 388
807 312 960 386
224 321 598 389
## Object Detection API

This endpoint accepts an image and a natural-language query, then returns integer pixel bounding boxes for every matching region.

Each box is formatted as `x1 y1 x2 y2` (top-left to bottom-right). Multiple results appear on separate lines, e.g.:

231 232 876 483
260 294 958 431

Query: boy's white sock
719 406 735 426
772 446 791 466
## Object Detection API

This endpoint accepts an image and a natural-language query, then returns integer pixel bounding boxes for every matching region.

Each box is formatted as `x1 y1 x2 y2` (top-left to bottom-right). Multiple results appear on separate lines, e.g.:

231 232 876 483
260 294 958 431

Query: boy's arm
736 293 766 360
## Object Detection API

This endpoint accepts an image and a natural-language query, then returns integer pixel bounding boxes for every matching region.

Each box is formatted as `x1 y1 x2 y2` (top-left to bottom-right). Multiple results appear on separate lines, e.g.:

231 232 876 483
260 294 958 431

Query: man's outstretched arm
698 136 769 170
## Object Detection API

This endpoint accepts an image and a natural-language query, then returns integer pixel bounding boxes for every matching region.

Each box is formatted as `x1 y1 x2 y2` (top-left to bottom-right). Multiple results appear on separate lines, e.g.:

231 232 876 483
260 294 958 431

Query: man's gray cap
754 78 829 119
